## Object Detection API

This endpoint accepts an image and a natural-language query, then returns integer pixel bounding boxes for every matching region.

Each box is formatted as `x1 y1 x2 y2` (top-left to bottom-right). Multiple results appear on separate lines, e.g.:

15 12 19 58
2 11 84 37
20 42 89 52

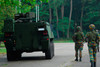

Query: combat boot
94 62 96 67
75 56 78 61
75 58 78 61
91 61 94 67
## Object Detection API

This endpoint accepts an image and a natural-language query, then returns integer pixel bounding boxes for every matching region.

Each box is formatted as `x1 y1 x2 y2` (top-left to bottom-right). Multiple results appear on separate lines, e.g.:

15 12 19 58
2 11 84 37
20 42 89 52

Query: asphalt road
0 43 88 67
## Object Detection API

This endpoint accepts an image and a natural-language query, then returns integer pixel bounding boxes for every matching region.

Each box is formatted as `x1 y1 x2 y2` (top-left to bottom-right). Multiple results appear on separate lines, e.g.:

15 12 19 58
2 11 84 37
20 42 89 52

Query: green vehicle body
4 12 54 61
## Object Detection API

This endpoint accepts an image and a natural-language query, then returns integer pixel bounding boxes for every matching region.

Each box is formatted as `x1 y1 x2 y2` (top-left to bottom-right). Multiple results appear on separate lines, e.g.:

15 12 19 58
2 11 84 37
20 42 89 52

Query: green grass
0 42 5 47
0 48 6 54
54 39 74 43
0 42 6 54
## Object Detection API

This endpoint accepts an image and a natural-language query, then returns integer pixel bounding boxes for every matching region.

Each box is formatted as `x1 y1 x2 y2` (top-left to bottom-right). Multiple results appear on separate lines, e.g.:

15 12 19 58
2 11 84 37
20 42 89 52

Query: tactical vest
88 31 97 42
75 32 83 41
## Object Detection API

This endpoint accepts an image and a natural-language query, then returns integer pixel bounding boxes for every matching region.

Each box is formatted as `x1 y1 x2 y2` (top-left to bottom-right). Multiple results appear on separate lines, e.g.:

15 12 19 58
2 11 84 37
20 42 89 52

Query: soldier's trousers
75 50 82 58
88 46 97 62
75 43 83 58
97 42 99 52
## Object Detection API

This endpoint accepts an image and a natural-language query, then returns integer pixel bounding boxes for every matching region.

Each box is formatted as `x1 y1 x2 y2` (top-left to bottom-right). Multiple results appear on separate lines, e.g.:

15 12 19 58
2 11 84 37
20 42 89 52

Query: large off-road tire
7 51 12 61
51 41 54 57
45 40 54 59
7 50 21 61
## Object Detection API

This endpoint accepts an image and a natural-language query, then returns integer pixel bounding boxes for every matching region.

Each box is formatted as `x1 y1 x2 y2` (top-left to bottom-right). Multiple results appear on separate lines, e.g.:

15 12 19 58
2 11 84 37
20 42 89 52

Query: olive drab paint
4 12 54 61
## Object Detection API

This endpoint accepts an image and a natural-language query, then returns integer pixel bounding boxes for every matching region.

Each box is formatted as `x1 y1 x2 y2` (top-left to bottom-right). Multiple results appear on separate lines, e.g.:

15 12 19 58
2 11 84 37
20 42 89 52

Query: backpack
88 31 97 42
73 32 84 42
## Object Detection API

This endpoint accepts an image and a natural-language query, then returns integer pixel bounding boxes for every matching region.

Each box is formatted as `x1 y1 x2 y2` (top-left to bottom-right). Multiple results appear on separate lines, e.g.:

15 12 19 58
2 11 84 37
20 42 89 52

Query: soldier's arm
82 32 85 42
72 33 76 42
96 33 99 40
85 33 89 42
95 33 99 47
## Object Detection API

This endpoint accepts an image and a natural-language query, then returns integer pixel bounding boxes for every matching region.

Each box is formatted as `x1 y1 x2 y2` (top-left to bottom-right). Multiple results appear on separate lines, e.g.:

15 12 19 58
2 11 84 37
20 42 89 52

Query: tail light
43 31 48 35
4 40 6 43
47 38 49 40
5 33 13 37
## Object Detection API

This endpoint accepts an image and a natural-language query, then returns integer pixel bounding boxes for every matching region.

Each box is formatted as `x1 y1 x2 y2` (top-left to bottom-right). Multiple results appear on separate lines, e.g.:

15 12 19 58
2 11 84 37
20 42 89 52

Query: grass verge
0 48 6 54
0 42 6 54
0 42 5 47
54 39 73 43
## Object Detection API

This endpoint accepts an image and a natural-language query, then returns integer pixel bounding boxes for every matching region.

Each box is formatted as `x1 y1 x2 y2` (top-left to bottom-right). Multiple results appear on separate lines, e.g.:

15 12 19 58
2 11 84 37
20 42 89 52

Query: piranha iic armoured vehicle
4 12 54 61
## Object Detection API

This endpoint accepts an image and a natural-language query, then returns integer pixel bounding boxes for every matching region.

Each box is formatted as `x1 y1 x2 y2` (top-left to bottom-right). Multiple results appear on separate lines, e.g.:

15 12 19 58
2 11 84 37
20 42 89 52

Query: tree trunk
49 8 52 24
49 1 52 24
61 5 64 19
80 2 84 31
55 7 60 39
41 1 42 7
67 0 73 39
61 5 65 37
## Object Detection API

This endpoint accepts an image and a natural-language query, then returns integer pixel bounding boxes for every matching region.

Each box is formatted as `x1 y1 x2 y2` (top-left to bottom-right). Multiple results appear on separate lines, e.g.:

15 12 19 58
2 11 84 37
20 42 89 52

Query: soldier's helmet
76 26 81 31
89 24 95 30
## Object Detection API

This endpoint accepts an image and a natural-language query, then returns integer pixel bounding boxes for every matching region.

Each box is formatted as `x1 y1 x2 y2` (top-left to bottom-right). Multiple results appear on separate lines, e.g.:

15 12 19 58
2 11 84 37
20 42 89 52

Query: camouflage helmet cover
76 26 81 31
89 24 95 30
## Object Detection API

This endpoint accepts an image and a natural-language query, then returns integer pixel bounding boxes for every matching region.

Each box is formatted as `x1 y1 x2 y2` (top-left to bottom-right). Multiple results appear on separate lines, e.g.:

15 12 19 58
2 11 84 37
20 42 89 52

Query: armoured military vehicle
4 12 54 61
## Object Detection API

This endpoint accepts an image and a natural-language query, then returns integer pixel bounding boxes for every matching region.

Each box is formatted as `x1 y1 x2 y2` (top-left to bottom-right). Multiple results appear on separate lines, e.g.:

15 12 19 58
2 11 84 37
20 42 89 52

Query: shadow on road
0 55 47 62
21 56 46 61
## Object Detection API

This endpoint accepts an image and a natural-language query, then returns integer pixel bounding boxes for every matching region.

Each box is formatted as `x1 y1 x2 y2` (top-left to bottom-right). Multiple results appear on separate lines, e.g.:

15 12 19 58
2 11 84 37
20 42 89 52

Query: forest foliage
0 0 100 39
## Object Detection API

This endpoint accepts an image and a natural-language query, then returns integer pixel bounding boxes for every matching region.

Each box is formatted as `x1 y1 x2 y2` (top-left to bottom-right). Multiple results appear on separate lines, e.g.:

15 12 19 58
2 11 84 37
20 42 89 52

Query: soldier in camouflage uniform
85 24 99 67
72 26 84 61
96 30 99 52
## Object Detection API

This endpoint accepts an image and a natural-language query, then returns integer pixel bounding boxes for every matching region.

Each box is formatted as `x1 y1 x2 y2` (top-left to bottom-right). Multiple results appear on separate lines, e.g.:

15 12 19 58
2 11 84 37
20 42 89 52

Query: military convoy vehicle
4 12 54 61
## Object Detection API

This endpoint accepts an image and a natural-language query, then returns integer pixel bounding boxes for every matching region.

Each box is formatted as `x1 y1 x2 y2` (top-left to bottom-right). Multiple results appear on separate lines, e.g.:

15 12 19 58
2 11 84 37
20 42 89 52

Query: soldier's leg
75 44 78 61
75 43 78 61
93 47 97 67
79 43 83 61
79 50 82 61
98 44 99 52
96 44 98 52
75 49 78 61
88 47 94 67
97 44 99 52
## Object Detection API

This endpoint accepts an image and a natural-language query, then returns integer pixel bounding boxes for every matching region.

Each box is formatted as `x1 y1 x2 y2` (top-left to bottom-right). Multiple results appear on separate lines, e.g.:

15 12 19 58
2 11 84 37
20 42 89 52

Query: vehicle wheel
7 50 21 61
45 40 54 59
7 52 12 61
51 41 54 57
7 51 15 61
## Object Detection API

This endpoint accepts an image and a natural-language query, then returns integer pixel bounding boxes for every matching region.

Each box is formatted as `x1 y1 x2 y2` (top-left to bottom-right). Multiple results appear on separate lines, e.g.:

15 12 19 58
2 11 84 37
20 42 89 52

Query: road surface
0 43 88 67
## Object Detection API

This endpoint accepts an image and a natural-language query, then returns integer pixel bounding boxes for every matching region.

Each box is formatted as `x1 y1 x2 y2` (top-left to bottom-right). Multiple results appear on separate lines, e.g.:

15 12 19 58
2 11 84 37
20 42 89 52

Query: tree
67 0 73 38
48 1 52 24
53 0 61 38
60 0 65 37
80 0 86 30
83 0 100 30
